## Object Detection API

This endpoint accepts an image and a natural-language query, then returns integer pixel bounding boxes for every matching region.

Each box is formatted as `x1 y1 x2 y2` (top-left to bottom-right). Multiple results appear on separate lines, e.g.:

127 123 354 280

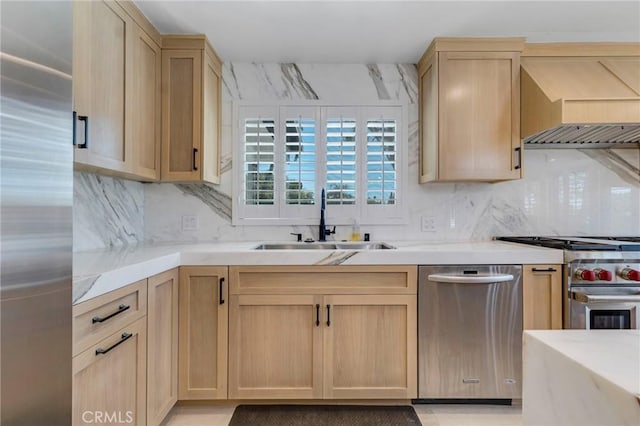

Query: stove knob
620 268 640 281
575 268 596 281
593 268 612 281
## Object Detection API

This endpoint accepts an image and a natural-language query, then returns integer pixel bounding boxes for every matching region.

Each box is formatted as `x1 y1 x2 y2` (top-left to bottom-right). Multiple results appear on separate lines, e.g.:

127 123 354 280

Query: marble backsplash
73 63 640 250
73 171 144 251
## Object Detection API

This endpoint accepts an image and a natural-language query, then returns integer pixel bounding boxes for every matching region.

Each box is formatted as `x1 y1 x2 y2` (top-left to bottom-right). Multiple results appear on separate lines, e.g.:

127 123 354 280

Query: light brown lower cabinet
523 264 563 330
228 266 418 400
178 266 228 399
72 317 147 426
73 264 417 419
147 268 179 425
323 295 417 399
229 294 323 399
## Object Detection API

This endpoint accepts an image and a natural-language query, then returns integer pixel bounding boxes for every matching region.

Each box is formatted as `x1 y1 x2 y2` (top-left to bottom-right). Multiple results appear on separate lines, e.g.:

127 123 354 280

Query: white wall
73 63 640 250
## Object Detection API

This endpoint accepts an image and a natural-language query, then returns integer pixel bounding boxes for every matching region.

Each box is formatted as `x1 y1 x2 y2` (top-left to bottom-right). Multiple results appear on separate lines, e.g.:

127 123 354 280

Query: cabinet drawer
73 280 147 356
73 317 147 426
230 266 417 295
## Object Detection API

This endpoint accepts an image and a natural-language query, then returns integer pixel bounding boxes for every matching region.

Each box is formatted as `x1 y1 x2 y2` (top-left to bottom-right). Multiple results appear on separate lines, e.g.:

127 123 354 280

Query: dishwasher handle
427 274 514 284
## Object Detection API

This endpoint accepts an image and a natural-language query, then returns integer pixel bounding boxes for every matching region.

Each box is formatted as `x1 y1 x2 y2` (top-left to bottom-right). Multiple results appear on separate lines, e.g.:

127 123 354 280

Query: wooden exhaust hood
521 43 640 148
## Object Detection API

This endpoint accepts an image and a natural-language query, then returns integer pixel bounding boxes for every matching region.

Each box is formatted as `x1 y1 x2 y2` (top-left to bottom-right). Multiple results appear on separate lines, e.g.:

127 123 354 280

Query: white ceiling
135 1 640 63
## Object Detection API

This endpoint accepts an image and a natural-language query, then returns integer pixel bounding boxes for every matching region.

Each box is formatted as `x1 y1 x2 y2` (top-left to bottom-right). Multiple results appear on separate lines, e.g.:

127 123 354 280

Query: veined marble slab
73 240 562 304
73 171 144 251
523 330 640 426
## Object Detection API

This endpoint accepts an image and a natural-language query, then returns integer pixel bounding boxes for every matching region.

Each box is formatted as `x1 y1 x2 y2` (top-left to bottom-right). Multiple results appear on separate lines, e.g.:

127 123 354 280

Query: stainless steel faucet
319 188 335 242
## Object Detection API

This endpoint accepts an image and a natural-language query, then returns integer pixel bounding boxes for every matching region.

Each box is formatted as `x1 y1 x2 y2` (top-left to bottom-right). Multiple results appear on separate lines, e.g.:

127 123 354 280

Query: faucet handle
290 233 302 242
327 226 336 235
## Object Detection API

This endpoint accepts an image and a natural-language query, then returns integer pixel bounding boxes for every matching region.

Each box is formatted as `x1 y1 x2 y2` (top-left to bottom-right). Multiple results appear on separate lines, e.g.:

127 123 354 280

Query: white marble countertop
73 240 562 304
525 330 640 397
523 330 640 426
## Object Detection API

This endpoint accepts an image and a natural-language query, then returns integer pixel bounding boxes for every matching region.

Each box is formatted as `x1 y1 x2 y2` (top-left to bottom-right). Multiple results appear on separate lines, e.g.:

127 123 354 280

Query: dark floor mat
228 404 422 426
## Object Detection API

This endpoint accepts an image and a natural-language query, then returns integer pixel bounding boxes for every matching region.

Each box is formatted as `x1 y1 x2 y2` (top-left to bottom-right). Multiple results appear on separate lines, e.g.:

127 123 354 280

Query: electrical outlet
421 215 436 232
182 215 198 231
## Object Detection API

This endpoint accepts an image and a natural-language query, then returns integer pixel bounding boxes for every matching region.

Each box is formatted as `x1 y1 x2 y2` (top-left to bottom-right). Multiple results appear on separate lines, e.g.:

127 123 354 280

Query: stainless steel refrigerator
1 1 72 424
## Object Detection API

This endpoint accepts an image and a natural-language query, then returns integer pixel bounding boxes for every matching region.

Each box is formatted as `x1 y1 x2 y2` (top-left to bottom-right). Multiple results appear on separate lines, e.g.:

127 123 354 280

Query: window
285 117 316 205
244 117 275 205
366 118 397 205
234 103 406 225
326 116 357 205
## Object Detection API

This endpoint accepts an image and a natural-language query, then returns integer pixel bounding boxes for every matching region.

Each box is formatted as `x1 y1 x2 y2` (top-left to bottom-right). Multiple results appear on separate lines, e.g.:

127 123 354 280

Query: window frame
232 101 408 226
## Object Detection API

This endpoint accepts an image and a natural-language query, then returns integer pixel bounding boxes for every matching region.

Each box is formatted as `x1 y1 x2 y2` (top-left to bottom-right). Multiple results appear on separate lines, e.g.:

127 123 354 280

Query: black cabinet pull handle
95 332 132 356
315 304 320 326
77 115 89 149
219 277 225 305
193 148 198 171
514 147 522 170
72 111 77 146
532 268 557 273
92 304 130 323
326 304 331 327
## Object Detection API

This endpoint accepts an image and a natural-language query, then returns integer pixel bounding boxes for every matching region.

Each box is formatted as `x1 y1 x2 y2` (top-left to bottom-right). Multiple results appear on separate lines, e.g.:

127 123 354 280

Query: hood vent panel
524 124 640 148
521 54 640 148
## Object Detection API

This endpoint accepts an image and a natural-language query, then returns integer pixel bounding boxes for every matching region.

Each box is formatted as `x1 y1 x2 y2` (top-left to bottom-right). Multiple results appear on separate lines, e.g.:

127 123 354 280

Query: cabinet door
178 266 227 399
523 265 563 330
438 51 521 181
73 0 130 173
323 295 417 399
202 51 222 184
161 50 202 181
419 53 438 183
73 317 146 426
147 269 179 425
130 25 161 181
229 294 323 399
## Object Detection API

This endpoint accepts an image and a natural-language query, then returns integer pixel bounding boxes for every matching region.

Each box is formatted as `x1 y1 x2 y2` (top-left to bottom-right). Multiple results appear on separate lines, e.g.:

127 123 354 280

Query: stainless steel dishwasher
417 265 522 401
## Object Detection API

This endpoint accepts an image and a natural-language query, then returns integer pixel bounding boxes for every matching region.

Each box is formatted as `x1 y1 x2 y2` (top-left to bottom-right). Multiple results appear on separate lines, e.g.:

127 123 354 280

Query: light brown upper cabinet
129 23 162 180
161 36 222 183
73 0 162 181
418 38 525 182
73 0 129 175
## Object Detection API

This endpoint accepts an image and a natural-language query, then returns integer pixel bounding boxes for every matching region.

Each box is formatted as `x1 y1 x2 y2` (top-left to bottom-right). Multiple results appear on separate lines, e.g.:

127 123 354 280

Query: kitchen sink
253 242 396 250
334 242 396 250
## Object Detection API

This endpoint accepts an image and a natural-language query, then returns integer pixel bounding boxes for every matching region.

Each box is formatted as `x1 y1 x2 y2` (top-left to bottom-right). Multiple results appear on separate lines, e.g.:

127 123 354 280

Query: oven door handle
571 292 640 304
427 274 514 284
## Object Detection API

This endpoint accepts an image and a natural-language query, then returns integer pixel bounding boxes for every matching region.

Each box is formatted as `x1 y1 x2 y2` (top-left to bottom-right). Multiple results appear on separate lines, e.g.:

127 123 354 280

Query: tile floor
161 403 522 426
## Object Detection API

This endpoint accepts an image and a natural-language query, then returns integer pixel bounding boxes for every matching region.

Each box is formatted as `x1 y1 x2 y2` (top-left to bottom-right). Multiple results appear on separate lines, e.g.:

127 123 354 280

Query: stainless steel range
497 237 640 329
